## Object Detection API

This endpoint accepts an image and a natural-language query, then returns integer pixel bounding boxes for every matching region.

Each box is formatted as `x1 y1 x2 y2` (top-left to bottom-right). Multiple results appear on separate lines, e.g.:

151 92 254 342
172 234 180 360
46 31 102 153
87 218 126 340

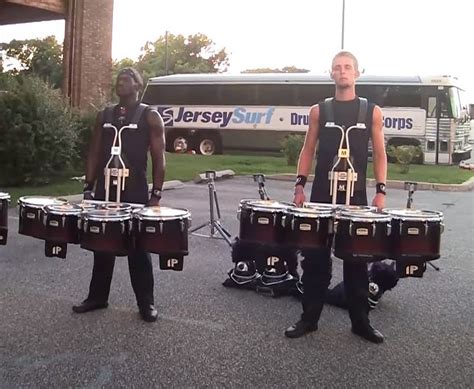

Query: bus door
424 89 451 164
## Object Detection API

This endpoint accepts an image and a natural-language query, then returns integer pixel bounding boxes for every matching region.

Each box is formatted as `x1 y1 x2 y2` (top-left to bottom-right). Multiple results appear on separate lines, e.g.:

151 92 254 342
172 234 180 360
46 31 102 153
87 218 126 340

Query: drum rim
0 192 11 200
133 206 191 220
288 206 333 218
81 209 131 221
18 196 67 208
336 210 392 222
45 203 83 215
383 208 443 221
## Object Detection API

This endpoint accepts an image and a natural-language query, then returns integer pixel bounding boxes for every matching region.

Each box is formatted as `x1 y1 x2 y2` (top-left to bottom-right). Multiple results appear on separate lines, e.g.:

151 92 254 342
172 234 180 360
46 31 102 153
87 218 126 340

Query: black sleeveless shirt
95 103 151 204
310 97 374 203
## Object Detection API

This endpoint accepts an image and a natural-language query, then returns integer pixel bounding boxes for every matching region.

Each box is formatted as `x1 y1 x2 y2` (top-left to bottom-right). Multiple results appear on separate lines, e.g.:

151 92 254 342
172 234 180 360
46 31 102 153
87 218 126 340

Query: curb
264 174 474 192
194 169 235 184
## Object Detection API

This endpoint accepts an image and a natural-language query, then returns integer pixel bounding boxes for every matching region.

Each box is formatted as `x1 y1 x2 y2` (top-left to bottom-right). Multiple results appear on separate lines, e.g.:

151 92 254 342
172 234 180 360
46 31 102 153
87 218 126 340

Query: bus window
382 86 421 108
295 84 332 105
449 87 462 119
428 96 437 118
218 84 258 105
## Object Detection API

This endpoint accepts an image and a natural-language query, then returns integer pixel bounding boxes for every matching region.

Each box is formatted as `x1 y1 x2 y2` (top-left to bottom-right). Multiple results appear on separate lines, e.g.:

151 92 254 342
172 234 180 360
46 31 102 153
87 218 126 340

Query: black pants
86 250 154 307
301 190 370 327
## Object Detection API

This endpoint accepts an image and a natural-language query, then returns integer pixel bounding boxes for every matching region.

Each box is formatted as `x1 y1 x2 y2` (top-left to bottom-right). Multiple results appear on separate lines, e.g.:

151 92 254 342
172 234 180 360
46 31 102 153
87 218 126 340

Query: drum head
134 206 190 220
336 205 376 213
18 196 67 208
0 192 10 200
103 203 132 212
243 199 293 212
290 205 333 218
384 208 443 221
337 209 391 222
45 203 83 215
82 209 131 221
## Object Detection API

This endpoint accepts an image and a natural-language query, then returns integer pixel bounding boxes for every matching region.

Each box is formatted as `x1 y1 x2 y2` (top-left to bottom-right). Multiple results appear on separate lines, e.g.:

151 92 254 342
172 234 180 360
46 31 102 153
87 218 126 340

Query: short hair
117 67 144 90
331 51 359 72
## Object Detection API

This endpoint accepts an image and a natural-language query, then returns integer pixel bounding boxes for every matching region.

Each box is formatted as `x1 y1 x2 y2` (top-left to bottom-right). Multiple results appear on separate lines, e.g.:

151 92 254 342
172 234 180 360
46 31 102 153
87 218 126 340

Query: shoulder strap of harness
323 97 334 123
102 105 115 124
130 103 148 125
357 97 368 124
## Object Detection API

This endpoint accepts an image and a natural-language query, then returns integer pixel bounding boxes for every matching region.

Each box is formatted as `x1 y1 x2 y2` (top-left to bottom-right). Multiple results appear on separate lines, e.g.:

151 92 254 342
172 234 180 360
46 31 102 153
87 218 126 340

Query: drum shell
389 219 442 261
0 198 8 245
334 218 391 262
239 207 286 245
44 213 80 244
18 204 47 239
133 217 190 255
80 218 131 256
284 213 333 250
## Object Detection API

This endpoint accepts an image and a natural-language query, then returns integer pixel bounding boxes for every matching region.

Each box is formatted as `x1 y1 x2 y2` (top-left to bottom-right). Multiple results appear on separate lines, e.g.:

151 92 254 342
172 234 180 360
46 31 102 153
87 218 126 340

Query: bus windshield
449 87 464 119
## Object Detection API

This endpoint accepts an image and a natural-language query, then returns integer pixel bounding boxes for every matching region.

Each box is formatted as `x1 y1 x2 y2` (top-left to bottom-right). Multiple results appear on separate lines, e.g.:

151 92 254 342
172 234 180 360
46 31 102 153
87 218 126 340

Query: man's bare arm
371 106 387 184
148 109 166 192
297 104 320 177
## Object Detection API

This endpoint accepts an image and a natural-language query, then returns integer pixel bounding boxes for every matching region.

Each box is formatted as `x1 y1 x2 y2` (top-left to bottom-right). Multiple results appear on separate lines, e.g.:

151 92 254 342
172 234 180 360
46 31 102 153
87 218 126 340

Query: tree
136 33 229 83
242 66 310 73
1 36 63 88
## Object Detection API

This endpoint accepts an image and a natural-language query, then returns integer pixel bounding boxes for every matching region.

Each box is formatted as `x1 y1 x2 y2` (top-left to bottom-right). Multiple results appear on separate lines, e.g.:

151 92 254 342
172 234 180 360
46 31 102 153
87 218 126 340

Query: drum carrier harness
322 97 368 205
102 103 148 203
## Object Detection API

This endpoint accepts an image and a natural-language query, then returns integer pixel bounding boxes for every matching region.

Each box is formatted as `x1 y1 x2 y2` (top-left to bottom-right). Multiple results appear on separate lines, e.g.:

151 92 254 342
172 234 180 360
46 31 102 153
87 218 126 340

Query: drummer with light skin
285 51 388 343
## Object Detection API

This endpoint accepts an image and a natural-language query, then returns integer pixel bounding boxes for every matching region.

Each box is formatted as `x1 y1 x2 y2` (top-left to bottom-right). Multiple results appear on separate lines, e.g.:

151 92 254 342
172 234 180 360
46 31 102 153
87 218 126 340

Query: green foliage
281 134 304 166
135 33 229 84
2 36 63 88
0 75 80 186
242 66 310 73
386 145 423 173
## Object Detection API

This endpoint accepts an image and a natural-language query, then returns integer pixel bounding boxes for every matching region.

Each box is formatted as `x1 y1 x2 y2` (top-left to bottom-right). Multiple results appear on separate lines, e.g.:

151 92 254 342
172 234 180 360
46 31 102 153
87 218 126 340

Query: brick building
0 0 114 110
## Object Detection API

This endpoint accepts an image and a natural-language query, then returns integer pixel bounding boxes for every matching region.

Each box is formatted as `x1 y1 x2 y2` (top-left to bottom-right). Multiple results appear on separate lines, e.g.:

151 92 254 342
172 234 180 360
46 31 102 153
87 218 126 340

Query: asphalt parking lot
1 176 473 388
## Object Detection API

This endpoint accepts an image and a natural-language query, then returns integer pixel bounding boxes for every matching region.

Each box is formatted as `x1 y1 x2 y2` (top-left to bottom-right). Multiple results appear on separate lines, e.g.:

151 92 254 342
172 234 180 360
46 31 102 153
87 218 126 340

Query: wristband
375 183 386 195
83 182 94 192
151 188 163 199
295 175 307 187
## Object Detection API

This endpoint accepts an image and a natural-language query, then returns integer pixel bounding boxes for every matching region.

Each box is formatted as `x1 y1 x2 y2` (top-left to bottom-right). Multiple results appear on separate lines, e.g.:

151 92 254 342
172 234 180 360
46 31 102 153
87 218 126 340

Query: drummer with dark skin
73 68 165 322
285 51 388 342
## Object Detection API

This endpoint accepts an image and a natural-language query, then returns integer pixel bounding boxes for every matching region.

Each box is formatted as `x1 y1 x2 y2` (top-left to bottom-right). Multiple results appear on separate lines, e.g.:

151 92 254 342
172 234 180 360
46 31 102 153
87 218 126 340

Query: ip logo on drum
267 256 280 267
159 254 184 271
157 107 174 126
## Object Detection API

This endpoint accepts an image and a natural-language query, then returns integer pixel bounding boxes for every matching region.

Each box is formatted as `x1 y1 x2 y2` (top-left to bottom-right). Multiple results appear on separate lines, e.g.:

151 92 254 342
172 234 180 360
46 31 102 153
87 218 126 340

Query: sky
1 0 474 99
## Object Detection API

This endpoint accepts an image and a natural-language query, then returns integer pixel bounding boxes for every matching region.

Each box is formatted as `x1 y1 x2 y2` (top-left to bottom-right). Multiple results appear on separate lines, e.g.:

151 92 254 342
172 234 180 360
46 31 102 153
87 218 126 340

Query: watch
151 188 162 199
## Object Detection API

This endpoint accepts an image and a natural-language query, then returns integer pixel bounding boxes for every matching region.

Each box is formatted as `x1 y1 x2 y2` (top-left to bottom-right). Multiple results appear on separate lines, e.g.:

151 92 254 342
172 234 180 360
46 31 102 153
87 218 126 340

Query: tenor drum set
237 199 444 277
15 196 191 270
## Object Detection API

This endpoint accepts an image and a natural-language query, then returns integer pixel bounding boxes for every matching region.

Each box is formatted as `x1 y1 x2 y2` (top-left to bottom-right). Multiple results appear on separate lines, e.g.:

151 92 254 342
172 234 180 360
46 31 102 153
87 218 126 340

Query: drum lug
281 215 286 228
440 222 444 234
291 217 295 231
102 222 106 234
372 222 376 238
83 220 88 232
42 210 46 226
180 219 185 232
273 213 276 227
121 221 125 235
333 220 338 234
349 220 354 236
316 219 320 232
399 223 403 236
329 219 334 234
159 221 164 234
250 211 254 224
62 215 66 228
138 220 142 233
424 221 429 236
387 222 392 236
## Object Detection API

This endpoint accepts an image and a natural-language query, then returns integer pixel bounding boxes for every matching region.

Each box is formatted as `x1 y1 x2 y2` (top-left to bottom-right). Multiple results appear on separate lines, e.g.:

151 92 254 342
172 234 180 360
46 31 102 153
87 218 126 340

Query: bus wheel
197 134 222 155
169 133 190 153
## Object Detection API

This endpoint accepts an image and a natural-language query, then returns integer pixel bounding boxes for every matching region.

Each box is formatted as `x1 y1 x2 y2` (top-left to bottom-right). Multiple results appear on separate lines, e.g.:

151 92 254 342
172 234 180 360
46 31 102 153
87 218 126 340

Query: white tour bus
141 73 472 164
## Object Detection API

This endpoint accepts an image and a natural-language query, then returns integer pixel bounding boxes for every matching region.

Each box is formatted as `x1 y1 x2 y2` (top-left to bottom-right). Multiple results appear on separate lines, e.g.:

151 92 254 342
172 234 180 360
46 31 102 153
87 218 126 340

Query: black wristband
295 175 307 187
83 182 94 192
376 182 386 195
151 188 163 199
